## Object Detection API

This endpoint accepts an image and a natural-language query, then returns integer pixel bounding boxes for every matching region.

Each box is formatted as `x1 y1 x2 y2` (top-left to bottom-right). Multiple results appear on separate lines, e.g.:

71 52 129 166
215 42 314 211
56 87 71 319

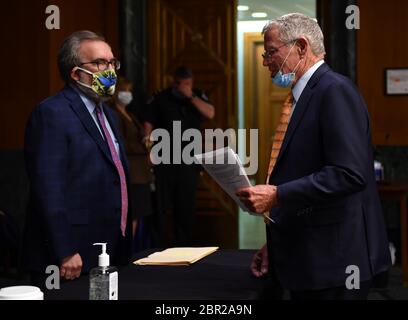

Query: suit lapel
62 86 114 166
275 86 313 166
274 63 331 168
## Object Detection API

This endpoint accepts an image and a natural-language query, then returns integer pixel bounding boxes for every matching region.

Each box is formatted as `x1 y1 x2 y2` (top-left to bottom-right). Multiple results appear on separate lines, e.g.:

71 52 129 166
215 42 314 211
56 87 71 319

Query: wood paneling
147 0 237 129
147 0 238 247
1 1 49 150
1 0 119 149
357 0 408 145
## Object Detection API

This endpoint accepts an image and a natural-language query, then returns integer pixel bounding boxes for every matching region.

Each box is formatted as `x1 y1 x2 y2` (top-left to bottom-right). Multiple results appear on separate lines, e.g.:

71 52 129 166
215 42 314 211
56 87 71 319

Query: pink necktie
95 106 128 237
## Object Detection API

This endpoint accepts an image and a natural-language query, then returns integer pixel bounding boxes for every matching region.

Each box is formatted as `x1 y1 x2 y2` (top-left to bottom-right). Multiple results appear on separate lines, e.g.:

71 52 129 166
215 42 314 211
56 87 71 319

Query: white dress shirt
290 60 325 120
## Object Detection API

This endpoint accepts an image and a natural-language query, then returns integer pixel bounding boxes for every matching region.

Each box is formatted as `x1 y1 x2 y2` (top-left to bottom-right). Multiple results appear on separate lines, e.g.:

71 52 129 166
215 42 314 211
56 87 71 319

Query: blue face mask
272 41 302 88
272 70 296 88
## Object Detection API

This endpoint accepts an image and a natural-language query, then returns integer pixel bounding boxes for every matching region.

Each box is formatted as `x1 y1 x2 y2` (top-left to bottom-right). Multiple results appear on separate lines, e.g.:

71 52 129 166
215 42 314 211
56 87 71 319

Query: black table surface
45 249 267 300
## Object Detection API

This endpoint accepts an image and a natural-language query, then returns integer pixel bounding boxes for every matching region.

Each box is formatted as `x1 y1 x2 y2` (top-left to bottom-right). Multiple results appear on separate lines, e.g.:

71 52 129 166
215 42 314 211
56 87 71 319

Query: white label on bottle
109 271 118 300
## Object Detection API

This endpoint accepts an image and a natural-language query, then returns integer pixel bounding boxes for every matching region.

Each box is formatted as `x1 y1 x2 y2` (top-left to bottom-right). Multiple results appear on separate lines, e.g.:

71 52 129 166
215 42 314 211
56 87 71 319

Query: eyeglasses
79 58 121 71
261 40 296 60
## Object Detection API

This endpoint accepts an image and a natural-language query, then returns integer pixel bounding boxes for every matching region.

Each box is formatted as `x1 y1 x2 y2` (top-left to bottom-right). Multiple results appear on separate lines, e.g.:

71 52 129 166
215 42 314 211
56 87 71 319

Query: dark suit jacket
267 63 391 291
24 85 132 273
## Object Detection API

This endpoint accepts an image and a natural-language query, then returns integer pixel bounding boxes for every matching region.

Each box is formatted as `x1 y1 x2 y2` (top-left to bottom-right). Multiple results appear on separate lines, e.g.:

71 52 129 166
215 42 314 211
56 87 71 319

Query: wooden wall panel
147 0 237 129
1 1 49 150
1 0 119 149
357 0 408 145
147 0 238 248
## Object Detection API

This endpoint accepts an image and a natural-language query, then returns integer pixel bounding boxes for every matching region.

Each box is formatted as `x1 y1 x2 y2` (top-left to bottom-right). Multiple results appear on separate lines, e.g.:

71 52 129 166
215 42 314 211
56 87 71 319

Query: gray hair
57 30 106 83
262 13 325 56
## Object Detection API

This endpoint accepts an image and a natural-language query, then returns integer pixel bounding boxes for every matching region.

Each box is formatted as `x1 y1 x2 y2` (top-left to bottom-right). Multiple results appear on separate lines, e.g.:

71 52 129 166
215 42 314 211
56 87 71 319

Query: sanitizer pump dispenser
89 243 118 300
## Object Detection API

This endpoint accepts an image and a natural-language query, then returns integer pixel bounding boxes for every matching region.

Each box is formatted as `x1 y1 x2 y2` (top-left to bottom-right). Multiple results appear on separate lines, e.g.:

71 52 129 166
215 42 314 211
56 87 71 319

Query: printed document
194 147 259 215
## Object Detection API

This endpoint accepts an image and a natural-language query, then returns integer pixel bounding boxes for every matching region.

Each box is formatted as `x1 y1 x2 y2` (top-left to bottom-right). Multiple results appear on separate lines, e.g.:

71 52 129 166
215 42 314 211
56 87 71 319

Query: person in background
142 66 215 247
109 77 153 251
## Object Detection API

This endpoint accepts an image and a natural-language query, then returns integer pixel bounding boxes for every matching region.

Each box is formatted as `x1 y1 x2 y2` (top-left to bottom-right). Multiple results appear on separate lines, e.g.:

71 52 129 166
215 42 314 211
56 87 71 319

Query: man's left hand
236 185 278 213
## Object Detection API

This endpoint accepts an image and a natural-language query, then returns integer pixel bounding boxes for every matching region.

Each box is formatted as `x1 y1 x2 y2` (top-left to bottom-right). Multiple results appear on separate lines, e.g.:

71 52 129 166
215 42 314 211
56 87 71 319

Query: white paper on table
194 147 261 216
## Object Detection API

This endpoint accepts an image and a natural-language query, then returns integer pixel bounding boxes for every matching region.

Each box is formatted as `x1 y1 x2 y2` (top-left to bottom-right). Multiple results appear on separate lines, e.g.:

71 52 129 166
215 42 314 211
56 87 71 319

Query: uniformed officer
142 66 215 247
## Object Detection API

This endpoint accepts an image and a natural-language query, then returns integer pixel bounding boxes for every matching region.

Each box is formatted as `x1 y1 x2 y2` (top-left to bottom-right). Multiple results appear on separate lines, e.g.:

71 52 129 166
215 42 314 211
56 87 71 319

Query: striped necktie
266 92 294 183
264 92 294 223
95 105 128 237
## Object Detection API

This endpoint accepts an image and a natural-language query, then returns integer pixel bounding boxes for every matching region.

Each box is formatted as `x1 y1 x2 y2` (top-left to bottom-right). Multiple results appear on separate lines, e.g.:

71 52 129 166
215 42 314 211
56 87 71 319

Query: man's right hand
251 244 269 278
60 253 83 280
177 83 193 98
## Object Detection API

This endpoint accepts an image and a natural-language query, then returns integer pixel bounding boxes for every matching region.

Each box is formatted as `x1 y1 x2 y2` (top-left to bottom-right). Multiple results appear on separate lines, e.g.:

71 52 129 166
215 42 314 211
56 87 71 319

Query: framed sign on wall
385 68 408 95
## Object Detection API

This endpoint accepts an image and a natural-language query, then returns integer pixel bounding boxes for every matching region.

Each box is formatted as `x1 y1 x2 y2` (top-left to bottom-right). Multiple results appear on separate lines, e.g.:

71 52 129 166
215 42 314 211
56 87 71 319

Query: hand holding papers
133 247 219 266
194 147 259 215
236 184 278 216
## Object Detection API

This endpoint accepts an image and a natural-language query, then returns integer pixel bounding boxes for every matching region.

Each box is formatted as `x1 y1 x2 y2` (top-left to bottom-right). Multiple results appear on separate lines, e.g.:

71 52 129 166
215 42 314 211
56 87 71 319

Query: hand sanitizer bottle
89 243 118 300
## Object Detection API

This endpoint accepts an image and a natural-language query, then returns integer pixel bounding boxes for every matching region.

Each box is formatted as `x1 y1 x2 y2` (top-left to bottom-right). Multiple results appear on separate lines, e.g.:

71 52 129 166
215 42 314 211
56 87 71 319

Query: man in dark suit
24 31 132 285
236 13 391 300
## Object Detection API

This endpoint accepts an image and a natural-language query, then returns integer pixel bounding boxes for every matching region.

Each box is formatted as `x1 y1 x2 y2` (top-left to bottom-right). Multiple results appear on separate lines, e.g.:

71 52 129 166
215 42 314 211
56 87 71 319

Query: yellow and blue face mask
76 67 117 96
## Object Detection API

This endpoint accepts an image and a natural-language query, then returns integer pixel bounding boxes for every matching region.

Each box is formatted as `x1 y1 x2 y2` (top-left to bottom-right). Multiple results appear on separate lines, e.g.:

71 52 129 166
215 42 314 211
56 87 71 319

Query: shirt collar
292 60 325 103
70 84 101 114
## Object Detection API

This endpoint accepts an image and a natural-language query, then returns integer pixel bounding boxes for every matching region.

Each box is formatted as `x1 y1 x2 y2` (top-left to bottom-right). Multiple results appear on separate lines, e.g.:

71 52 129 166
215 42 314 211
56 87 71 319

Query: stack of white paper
194 147 257 214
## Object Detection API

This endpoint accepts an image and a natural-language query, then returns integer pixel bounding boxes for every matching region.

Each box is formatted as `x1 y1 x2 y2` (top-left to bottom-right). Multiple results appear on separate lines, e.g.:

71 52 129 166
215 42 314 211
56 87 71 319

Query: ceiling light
237 5 249 11
252 12 267 18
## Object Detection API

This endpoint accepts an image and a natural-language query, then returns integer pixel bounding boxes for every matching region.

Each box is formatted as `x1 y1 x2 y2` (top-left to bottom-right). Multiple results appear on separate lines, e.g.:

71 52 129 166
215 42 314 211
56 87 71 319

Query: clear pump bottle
89 243 118 300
